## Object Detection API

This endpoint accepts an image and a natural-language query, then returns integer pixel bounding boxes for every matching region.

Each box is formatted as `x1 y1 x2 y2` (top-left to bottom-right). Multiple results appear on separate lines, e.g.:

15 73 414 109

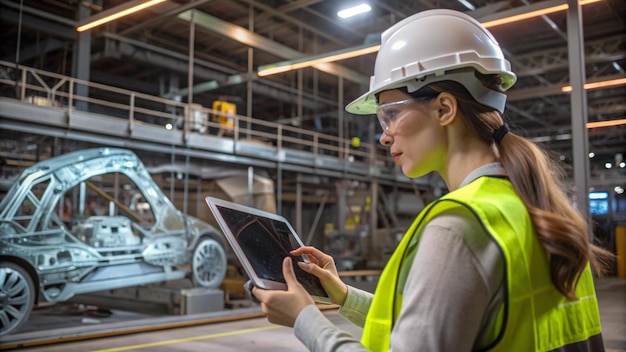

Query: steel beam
177 10 369 85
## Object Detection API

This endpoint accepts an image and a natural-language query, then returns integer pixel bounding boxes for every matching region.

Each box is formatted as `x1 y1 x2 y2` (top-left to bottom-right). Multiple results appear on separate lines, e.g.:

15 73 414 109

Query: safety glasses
376 95 437 131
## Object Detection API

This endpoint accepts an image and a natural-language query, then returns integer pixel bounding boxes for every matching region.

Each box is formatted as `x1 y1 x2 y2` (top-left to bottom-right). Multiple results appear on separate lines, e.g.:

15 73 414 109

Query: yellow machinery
212 100 236 129
617 226 626 278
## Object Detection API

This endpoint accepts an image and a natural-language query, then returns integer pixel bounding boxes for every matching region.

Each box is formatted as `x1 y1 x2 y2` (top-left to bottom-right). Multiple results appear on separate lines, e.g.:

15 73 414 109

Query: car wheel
0 262 35 336
192 237 227 288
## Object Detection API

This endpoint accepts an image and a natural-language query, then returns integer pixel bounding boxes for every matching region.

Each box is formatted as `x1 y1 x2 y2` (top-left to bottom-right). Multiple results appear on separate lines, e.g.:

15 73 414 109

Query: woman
253 9 610 351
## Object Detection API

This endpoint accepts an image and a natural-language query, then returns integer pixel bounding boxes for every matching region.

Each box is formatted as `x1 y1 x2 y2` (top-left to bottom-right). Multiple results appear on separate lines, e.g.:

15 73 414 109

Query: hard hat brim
345 89 379 115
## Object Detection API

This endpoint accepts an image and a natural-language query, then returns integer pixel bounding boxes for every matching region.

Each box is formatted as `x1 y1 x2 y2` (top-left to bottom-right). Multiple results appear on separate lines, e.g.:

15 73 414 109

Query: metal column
369 179 379 262
248 166 254 206
296 174 302 236
566 0 591 222
186 9 196 145
73 2 91 111
338 76 344 142
246 4 254 139
336 180 347 234
277 162 283 214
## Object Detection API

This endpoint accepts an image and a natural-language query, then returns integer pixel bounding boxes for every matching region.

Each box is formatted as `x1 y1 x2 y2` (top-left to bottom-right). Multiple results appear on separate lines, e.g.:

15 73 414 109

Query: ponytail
498 133 612 300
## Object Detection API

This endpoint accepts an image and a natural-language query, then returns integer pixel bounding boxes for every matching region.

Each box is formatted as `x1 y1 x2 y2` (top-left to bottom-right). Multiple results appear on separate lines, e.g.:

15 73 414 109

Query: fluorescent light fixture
458 0 476 11
561 77 626 92
587 118 626 129
338 4 372 19
482 0 602 28
589 191 609 200
258 0 603 77
258 44 381 77
76 0 167 32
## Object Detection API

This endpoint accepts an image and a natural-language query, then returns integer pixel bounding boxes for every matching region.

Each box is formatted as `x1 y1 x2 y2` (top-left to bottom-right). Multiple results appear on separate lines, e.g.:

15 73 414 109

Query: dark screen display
216 205 327 297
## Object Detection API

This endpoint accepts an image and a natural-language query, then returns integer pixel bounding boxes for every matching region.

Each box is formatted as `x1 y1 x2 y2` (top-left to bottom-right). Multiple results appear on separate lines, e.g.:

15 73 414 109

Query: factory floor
5 277 626 352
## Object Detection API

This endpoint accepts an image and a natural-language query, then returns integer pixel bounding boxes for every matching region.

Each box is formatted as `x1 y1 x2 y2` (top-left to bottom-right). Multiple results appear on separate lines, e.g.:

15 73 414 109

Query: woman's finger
291 246 325 258
282 257 299 288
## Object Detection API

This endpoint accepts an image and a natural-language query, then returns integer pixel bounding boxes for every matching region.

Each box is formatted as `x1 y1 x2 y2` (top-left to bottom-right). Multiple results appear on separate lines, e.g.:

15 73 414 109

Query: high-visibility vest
361 176 602 351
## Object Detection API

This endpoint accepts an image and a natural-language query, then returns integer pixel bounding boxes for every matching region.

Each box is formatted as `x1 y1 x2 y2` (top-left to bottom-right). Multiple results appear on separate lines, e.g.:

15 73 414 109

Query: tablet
205 196 331 304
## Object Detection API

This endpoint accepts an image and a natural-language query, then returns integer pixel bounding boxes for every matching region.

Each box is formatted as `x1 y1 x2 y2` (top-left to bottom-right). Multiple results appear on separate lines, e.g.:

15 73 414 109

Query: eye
383 107 401 122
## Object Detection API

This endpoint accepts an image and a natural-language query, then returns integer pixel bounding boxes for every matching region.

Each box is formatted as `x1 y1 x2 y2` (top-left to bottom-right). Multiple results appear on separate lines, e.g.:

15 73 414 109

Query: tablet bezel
205 196 331 304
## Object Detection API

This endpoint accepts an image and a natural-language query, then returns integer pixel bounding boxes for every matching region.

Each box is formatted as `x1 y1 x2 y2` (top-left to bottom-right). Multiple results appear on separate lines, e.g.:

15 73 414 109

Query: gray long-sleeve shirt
294 163 506 351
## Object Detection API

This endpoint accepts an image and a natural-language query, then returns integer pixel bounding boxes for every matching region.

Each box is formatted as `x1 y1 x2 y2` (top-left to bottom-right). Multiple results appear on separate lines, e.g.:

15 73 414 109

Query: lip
391 152 402 162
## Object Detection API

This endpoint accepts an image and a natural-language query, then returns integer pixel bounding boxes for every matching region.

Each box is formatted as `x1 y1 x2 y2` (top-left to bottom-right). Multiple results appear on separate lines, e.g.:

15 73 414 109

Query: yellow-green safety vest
361 176 602 351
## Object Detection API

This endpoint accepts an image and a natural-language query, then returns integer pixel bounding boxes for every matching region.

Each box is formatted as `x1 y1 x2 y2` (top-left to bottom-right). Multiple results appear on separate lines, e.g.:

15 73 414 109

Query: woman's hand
252 256 315 327
291 246 348 306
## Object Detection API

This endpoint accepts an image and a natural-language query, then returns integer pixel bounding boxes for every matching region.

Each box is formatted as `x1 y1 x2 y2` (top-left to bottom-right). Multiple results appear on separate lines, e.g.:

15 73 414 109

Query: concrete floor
7 277 626 351
597 278 626 352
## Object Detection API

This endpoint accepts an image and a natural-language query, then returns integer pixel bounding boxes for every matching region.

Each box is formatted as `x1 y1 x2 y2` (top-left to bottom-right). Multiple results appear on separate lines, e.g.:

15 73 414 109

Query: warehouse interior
0 0 625 350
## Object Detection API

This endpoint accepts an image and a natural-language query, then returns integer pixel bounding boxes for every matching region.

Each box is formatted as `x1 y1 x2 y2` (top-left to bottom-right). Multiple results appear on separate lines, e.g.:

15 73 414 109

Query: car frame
0 147 228 336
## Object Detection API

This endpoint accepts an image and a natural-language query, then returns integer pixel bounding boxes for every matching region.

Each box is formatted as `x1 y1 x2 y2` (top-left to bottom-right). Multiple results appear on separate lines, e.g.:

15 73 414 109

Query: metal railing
0 60 393 170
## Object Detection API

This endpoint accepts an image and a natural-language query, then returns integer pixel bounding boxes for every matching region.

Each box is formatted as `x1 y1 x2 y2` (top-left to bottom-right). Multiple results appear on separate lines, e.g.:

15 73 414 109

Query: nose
379 131 392 146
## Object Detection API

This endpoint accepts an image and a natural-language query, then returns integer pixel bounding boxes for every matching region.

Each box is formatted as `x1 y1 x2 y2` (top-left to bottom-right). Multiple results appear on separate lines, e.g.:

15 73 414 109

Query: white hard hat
345 9 516 115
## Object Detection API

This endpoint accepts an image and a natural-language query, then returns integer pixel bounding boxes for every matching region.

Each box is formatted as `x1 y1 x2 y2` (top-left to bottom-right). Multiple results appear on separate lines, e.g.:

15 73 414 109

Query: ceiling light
258 44 380 77
605 162 613 169
481 0 602 28
586 118 626 129
562 77 626 92
337 4 372 19
613 62 625 73
589 152 595 158
457 0 476 11
76 0 167 32
589 191 608 199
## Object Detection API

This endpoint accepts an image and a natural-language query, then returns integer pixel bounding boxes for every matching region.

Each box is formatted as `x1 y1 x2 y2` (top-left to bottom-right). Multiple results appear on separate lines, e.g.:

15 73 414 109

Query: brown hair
417 76 612 300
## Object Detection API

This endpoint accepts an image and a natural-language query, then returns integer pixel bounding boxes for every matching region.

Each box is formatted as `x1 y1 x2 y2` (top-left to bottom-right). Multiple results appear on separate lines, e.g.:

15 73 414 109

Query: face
378 89 447 178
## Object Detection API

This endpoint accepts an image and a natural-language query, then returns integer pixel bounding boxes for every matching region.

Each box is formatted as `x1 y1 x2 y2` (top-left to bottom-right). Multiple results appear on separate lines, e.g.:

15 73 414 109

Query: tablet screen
214 204 328 298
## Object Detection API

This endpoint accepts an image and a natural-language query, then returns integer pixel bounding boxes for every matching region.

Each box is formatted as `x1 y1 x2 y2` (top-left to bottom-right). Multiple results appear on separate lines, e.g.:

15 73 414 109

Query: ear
433 92 458 127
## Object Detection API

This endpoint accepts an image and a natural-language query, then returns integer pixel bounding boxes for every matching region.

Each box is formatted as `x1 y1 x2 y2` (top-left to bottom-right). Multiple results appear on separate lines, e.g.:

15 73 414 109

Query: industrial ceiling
0 0 625 182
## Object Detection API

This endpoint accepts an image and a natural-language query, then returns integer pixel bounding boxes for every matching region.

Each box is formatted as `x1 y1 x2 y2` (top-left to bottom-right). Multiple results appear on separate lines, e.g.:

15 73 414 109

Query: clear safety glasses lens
376 95 436 131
